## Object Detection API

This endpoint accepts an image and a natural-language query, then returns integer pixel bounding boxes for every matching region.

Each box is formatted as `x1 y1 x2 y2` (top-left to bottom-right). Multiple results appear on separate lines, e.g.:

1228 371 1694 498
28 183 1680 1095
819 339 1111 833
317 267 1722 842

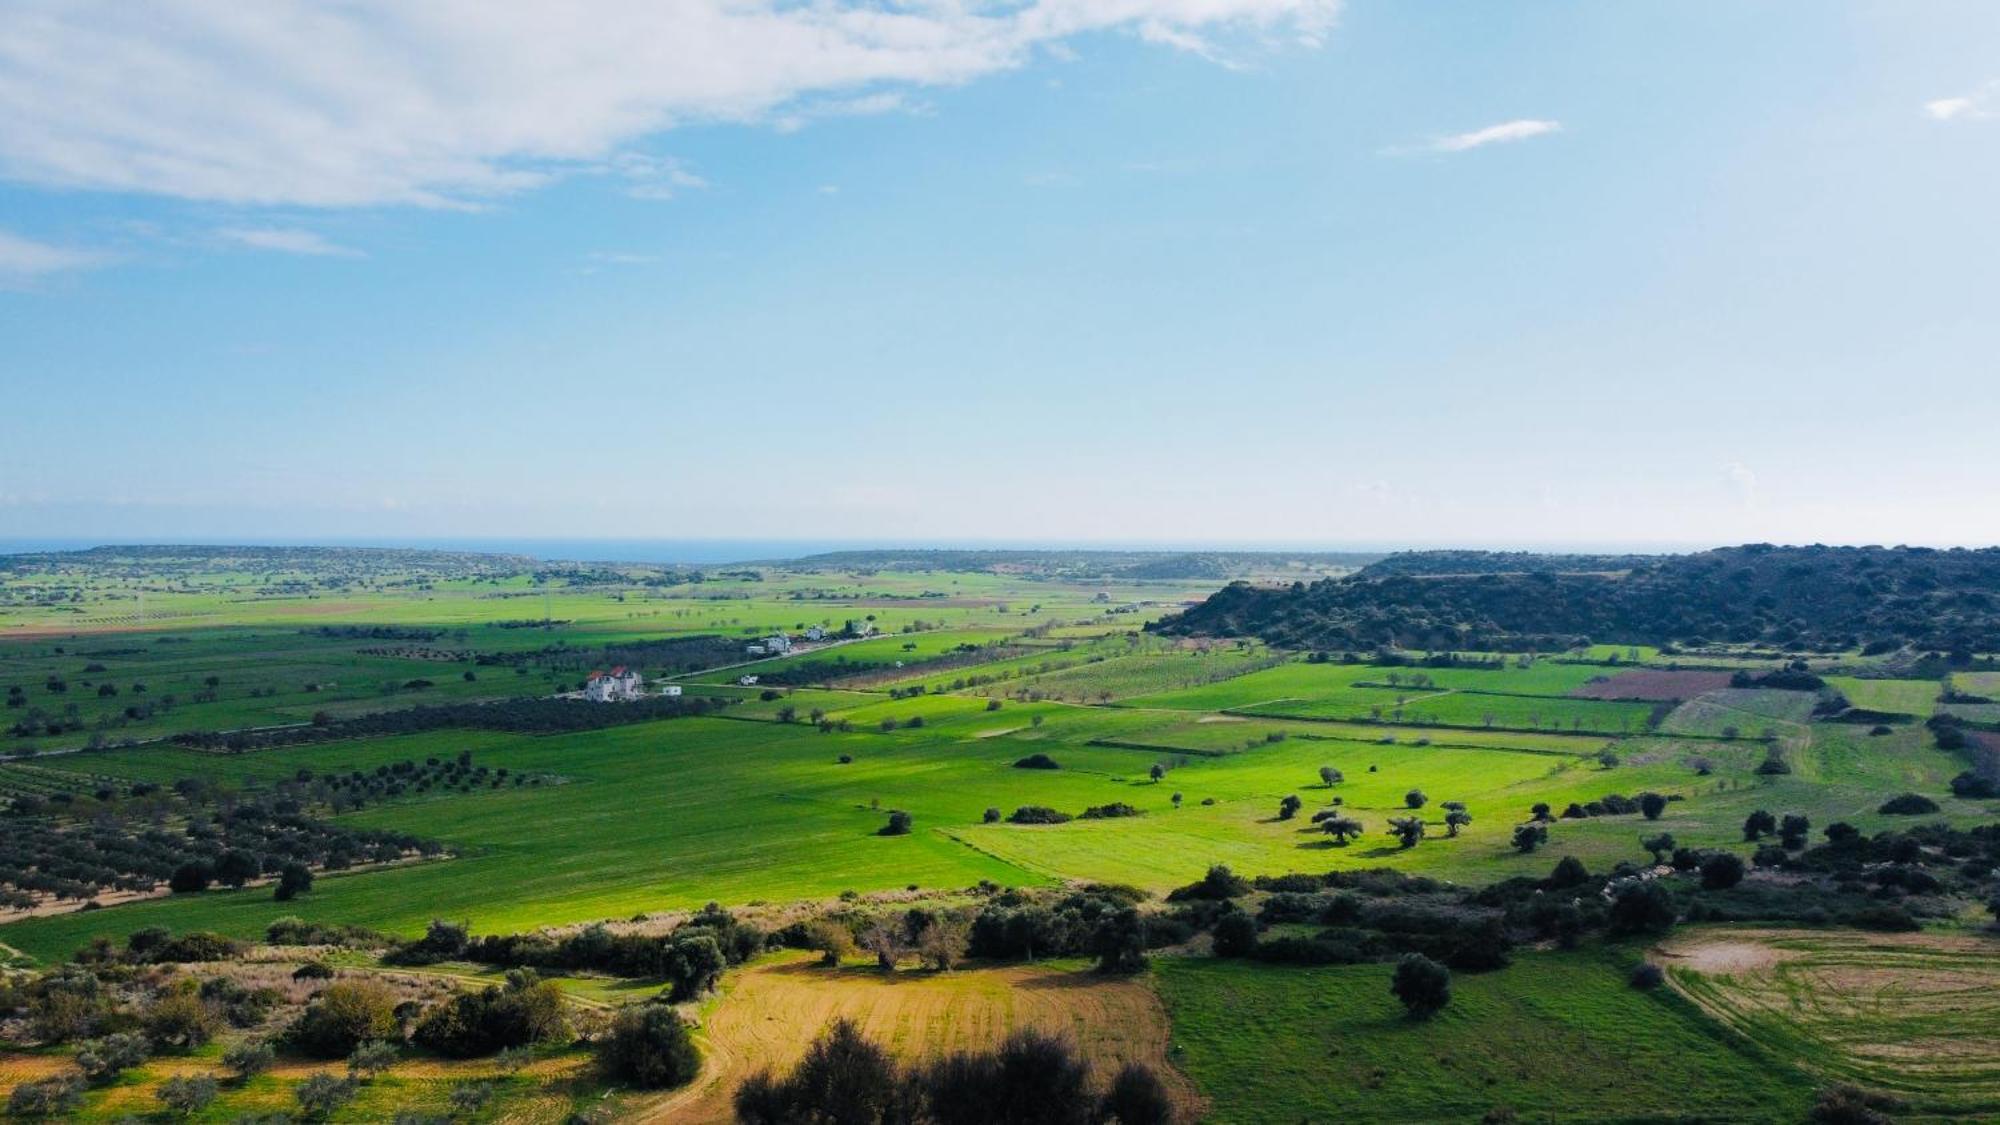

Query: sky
2 0 1998 550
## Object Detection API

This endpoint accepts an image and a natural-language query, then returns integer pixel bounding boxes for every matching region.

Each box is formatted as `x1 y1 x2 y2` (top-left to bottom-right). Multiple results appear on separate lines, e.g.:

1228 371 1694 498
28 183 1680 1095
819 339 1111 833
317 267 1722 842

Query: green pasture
1823 675 1939 716
1157 948 1815 1124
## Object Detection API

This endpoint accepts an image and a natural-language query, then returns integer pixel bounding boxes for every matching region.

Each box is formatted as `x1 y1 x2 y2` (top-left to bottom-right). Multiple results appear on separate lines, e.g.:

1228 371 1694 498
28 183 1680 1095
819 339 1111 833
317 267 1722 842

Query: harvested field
645 954 1202 1121
1569 668 1735 701
1657 927 2000 1114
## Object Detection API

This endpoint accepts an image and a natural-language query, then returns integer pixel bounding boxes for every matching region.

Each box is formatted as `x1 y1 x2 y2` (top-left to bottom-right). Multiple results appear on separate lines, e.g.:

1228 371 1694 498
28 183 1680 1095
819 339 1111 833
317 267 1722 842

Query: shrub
295 1072 358 1119
287 979 401 1058
294 961 336 981
1546 856 1591 889
735 1018 900 1123
1080 802 1140 820
983 807 1001 823
1168 864 1251 901
276 863 314 901
1008 805 1072 825
1404 789 1428 809
413 972 569 1057
1211 912 1258 958
601 1004 702 1089
76 1031 151 1084
224 1038 276 1078
1390 953 1451 1018
1512 823 1548 853
168 863 212 893
1012 753 1060 770
144 986 220 1049
7 1076 82 1118
1608 881 1675 936
1638 792 1668 820
347 1038 399 1079
155 931 241 963
880 809 913 836
1700 852 1746 890
1629 963 1665 990
1809 1084 1907 1124
1099 1062 1176 1125
1878 793 1940 815
1277 794 1302 820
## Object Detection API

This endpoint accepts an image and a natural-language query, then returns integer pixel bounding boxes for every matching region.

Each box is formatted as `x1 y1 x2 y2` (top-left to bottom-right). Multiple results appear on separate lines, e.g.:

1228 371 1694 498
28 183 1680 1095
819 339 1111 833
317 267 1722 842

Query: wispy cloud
603 154 708 201
1926 80 1998 121
1429 119 1563 153
217 228 364 258
0 1 1339 210
1723 461 1758 508
0 228 106 280
585 251 657 265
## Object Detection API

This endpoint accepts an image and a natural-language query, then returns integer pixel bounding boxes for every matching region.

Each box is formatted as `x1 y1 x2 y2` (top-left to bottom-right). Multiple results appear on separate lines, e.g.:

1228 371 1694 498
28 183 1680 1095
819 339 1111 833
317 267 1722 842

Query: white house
738 674 760 686
764 633 794 654
745 643 767 656
658 683 683 698
584 666 644 702
804 625 827 642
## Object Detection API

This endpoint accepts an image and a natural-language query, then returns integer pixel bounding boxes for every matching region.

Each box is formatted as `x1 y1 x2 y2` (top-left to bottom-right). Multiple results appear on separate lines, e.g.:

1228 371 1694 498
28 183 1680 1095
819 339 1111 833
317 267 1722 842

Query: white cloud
0 1 1339 209
217 227 364 257
1430 118 1563 153
0 228 104 278
1926 80 1998 121
1723 461 1758 508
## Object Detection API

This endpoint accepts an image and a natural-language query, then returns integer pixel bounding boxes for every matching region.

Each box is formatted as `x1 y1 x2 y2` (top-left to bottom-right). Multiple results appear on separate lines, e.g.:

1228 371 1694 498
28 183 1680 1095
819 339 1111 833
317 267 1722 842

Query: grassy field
9 552 2000 1123
1660 927 2000 1115
662 953 1199 1121
1823 676 1940 716
1156 946 1817 1123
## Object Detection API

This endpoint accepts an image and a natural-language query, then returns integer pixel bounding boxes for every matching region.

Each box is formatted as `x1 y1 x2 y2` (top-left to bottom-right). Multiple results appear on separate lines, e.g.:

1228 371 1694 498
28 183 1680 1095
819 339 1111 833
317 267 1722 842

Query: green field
1157 947 1817 1123
1823 676 1940 716
7 549 2000 1123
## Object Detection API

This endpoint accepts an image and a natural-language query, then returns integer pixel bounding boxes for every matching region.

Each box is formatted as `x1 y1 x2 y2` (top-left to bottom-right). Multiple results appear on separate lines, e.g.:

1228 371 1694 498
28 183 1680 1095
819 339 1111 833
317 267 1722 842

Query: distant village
576 621 872 701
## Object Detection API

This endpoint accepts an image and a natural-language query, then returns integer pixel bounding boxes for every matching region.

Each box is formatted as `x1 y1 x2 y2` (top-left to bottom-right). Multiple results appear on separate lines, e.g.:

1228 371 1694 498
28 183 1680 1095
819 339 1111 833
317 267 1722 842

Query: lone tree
1277 794 1303 821
1641 833 1677 864
1530 802 1554 823
1779 814 1811 849
1639 792 1668 820
1318 765 1343 788
879 810 913 836
1390 953 1451 1018
1149 763 1166 783
1388 816 1425 849
1512 823 1548 853
1442 801 1472 837
1404 789 1428 810
275 863 313 902
1742 809 1777 842
1321 814 1365 845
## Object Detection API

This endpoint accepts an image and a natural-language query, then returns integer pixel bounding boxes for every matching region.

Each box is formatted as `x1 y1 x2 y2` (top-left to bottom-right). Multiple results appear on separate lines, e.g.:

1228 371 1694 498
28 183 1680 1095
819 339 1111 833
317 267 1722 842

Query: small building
745 643 767 656
584 666 644 702
804 625 826 641
738 674 760 686
658 684 683 698
764 633 794 654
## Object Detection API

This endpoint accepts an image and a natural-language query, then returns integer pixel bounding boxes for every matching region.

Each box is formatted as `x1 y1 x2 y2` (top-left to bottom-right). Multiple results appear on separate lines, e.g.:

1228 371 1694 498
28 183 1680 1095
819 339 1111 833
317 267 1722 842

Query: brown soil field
1570 669 1736 701
638 954 1203 1122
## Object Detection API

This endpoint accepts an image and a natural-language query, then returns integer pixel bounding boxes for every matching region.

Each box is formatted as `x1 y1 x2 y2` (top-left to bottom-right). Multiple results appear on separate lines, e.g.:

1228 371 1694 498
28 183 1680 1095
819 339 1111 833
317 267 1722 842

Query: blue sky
3 1 1998 548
